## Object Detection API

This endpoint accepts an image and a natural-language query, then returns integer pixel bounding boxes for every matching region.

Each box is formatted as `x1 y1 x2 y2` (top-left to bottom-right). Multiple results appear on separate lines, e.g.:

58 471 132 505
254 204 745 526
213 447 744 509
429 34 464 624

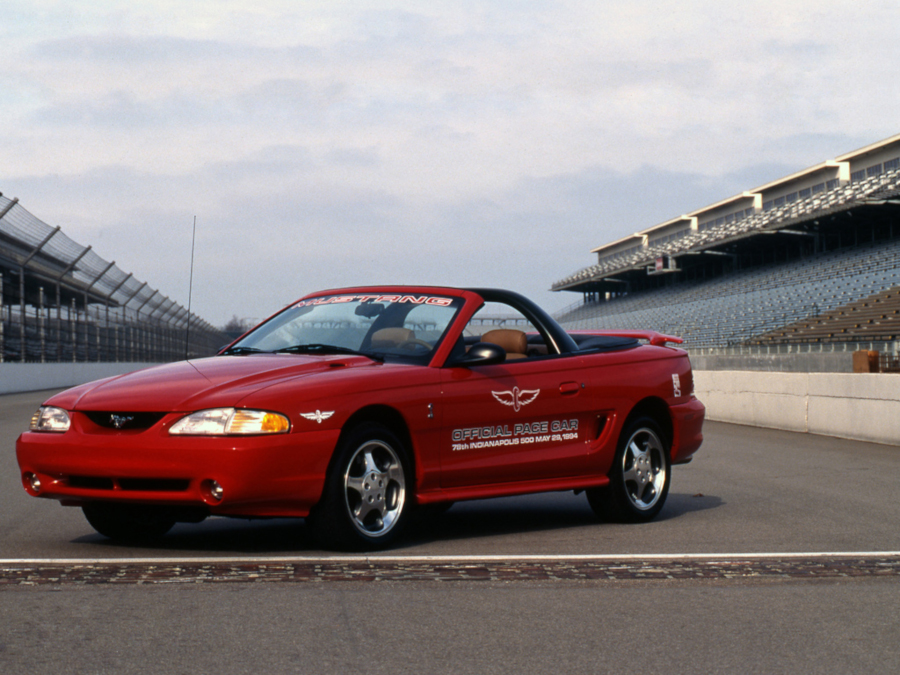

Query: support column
0 274 4 363
19 268 25 363
55 284 62 362
95 313 101 362
39 286 46 363
70 298 77 362
17 225 62 363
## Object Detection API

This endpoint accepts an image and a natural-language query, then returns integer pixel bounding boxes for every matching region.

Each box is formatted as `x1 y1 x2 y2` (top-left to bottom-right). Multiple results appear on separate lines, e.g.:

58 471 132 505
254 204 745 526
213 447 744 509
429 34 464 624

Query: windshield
224 293 464 363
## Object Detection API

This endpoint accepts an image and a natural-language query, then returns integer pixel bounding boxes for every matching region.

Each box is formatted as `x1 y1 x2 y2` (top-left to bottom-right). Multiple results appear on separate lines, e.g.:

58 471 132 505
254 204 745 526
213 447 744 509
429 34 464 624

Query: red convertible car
17 286 704 549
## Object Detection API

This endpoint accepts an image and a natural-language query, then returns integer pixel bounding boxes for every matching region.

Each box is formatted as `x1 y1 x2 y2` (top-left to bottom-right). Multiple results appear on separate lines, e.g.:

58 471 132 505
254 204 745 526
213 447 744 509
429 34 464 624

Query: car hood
50 354 382 412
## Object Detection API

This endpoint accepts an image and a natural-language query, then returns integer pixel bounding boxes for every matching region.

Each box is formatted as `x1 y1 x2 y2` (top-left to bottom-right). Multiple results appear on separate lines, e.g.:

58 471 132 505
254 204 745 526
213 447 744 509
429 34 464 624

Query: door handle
559 382 581 396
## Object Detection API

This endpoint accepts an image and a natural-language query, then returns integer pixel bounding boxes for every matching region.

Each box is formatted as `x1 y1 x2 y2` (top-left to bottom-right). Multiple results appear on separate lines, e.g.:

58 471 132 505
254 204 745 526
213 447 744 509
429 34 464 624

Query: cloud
6 154 771 325
3 0 900 326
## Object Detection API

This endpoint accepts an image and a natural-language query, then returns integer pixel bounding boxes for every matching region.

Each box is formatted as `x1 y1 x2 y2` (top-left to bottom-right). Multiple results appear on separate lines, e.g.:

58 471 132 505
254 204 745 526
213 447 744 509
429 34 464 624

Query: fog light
200 479 225 504
210 481 224 500
207 480 224 501
26 473 41 493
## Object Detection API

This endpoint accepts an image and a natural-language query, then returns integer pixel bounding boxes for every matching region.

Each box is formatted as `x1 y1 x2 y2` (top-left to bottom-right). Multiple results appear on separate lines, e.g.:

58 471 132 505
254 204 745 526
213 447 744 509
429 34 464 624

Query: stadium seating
755 287 900 344
555 237 900 347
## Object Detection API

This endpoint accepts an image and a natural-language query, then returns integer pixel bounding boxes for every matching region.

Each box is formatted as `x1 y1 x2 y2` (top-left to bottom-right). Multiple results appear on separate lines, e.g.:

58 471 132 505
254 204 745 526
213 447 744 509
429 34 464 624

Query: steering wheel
398 339 432 352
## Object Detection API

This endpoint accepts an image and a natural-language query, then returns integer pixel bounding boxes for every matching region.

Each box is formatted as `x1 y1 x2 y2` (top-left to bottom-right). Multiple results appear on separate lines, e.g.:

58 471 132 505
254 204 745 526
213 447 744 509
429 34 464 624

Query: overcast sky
3 1 899 326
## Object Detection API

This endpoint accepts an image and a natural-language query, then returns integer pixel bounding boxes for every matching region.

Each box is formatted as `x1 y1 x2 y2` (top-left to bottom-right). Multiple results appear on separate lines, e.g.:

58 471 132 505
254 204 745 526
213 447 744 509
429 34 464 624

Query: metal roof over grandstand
553 133 900 293
2 194 169 312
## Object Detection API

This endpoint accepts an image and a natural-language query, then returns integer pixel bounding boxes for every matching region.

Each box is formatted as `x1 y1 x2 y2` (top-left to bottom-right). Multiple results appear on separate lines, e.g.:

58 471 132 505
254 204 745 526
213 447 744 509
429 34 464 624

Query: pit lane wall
693 371 900 446
2 364 898 447
0 363 156 396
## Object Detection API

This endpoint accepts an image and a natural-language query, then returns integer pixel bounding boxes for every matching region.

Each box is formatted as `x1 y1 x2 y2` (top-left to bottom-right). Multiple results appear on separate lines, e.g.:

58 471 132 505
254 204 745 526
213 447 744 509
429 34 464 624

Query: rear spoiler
568 330 684 347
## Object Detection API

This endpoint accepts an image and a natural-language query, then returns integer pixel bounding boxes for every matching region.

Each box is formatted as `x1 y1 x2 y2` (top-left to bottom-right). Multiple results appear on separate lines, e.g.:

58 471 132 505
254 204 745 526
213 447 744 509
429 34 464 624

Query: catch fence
0 193 226 363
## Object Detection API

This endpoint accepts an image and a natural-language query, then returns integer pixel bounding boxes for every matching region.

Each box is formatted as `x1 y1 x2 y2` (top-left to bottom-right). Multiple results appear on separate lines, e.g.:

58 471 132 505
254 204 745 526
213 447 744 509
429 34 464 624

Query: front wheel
82 503 175 541
308 423 411 550
587 417 671 523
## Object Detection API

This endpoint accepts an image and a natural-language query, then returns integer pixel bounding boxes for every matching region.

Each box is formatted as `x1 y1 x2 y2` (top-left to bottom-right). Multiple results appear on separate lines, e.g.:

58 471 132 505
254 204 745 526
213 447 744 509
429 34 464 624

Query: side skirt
415 475 610 505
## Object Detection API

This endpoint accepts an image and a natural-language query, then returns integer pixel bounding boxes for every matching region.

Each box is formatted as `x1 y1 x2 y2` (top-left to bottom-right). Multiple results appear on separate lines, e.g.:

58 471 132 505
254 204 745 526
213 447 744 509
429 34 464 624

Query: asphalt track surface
2 388 899 674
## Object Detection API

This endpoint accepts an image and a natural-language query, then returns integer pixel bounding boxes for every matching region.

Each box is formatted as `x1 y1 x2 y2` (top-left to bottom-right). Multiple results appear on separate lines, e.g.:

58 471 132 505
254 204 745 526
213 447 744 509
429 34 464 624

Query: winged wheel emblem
300 410 335 424
491 387 540 412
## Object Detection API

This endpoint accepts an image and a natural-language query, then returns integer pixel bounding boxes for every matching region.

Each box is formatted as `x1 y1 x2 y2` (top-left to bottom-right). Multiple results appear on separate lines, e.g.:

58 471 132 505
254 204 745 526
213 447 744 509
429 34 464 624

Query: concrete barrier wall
3 364 897 447
0 363 157 396
694 370 900 446
688 351 854 373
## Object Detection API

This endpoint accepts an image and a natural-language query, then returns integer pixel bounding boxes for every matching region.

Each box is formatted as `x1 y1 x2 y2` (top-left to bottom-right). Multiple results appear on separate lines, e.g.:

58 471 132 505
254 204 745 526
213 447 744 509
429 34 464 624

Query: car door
438 353 592 488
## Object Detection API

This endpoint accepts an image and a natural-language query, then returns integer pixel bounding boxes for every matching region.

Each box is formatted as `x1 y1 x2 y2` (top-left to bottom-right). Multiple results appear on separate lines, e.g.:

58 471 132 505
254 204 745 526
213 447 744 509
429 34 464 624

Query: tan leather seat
371 327 415 348
481 329 528 360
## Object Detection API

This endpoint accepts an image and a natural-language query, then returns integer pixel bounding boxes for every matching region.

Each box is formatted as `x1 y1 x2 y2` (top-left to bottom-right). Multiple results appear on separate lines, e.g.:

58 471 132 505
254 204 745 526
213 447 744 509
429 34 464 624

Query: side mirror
450 342 506 367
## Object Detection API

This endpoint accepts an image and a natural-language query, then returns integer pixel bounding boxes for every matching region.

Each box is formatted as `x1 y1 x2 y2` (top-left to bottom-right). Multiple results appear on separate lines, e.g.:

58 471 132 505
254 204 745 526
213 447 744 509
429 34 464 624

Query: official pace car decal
491 387 540 412
294 294 454 308
300 410 335 424
452 418 579 452
672 374 681 397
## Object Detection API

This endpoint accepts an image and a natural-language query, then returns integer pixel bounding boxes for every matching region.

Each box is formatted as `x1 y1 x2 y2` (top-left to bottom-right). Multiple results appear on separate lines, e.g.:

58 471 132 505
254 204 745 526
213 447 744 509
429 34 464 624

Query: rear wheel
82 503 175 541
309 423 411 550
587 416 671 523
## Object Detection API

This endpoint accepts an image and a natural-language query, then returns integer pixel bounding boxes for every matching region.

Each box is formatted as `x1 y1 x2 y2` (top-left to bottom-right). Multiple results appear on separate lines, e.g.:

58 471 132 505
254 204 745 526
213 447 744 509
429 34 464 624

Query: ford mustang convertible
17 286 704 550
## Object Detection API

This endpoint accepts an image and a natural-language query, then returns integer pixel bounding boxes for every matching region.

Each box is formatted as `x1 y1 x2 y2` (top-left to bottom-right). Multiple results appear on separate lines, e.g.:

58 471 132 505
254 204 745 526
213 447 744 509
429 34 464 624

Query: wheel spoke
361 449 380 475
628 439 644 459
386 464 403 484
346 474 367 495
353 498 378 524
622 463 640 485
632 481 648 504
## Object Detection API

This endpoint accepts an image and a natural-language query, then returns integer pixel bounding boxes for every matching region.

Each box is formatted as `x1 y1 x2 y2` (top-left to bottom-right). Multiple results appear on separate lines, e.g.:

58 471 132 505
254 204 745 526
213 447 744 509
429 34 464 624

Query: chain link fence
1 193 227 363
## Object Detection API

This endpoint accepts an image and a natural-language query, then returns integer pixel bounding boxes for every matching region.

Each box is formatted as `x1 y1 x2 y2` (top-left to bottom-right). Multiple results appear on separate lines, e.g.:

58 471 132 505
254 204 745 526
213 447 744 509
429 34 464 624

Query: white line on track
2 551 899 565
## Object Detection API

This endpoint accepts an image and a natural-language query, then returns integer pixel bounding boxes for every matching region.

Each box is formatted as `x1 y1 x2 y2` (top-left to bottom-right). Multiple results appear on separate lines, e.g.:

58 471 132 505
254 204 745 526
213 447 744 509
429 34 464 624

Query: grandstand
552 134 900 358
0 194 227 363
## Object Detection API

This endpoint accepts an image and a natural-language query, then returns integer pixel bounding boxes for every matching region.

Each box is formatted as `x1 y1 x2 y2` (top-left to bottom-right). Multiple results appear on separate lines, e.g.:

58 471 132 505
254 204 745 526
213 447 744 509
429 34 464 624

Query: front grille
118 478 190 492
69 475 115 490
83 412 166 431
66 476 190 492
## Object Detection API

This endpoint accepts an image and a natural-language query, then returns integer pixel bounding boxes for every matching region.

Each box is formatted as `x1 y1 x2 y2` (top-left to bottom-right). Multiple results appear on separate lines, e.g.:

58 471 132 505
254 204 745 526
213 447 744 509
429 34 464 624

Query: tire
82 503 175 541
309 423 412 551
587 416 671 523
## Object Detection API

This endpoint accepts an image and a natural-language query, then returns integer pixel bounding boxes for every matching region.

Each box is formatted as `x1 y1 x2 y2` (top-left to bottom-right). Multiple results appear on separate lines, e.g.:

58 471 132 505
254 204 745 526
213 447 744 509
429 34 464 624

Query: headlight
30 407 71 433
169 408 290 435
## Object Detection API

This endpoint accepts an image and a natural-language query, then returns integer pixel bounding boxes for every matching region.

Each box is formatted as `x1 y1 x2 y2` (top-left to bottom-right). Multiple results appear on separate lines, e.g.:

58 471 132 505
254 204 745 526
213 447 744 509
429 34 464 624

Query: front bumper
16 412 340 518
